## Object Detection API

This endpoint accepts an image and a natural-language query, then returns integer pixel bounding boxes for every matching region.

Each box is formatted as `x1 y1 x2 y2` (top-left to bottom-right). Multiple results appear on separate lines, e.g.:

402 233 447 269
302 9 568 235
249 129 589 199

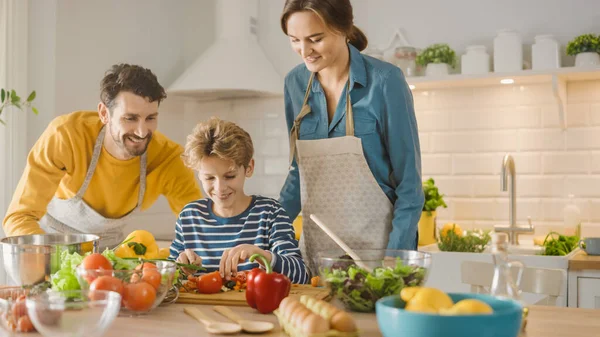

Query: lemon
403 287 454 313
441 223 463 238
439 299 493 315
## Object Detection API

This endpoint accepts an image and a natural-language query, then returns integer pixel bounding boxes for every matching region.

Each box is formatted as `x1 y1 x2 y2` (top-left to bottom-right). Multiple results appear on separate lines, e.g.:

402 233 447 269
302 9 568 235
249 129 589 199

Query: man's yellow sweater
3 111 202 236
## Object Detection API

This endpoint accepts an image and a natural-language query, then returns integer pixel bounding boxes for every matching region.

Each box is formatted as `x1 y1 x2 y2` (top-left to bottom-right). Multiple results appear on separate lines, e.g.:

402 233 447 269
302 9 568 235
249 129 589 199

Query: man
2 64 202 248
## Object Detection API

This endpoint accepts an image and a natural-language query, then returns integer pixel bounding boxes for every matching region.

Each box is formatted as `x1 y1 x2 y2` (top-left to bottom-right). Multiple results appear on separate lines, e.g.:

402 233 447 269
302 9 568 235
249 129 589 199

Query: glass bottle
490 233 528 331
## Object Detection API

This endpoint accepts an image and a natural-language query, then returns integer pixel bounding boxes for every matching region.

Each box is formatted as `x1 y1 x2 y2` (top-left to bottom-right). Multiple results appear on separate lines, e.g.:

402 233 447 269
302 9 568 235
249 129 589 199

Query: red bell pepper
245 253 291 314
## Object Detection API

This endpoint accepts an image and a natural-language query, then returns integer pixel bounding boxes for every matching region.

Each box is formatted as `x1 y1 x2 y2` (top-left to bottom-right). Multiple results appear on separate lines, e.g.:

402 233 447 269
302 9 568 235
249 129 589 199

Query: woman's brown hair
280 0 368 51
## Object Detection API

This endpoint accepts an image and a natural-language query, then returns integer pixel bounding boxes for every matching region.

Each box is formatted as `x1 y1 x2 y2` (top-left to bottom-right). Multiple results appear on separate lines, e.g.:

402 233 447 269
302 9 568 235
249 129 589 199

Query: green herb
422 178 447 215
438 229 491 253
0 88 38 125
416 44 457 68
540 231 579 256
566 34 600 56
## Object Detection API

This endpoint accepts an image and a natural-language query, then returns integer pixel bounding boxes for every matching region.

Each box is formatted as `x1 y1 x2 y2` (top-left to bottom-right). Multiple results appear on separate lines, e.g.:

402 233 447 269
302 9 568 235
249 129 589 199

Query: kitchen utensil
309 214 372 272
176 284 329 306
183 307 241 335
213 305 274 333
1 234 100 286
25 290 121 337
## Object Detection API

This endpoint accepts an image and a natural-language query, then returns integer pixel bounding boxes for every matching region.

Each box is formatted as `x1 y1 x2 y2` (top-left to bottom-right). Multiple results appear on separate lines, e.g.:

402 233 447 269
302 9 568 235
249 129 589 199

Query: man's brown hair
100 63 167 110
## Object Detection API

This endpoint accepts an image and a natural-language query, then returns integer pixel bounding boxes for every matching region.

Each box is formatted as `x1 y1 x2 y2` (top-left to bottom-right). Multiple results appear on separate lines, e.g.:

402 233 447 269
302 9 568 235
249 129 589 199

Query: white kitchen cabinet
567 269 600 308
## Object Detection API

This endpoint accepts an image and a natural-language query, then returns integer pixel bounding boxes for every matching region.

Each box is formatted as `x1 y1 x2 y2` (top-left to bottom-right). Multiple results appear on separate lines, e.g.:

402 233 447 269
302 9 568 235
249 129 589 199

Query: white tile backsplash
167 79 600 232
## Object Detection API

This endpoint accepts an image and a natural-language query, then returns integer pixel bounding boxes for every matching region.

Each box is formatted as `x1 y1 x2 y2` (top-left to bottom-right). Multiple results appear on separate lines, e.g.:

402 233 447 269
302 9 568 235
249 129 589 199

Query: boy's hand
219 244 271 280
176 249 203 275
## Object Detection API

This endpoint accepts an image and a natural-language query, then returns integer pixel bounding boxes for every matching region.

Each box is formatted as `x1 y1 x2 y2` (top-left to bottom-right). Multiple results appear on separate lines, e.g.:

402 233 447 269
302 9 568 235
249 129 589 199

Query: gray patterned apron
39 126 147 249
289 72 394 276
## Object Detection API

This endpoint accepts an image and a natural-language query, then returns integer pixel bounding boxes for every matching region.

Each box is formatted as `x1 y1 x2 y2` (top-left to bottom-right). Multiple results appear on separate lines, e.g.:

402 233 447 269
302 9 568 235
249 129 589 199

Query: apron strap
76 126 106 198
76 125 147 210
345 81 354 136
288 73 316 167
288 73 354 167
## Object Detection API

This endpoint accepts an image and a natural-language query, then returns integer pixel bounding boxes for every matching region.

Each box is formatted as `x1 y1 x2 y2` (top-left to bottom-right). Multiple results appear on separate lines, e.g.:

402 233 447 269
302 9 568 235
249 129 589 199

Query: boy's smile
197 155 254 218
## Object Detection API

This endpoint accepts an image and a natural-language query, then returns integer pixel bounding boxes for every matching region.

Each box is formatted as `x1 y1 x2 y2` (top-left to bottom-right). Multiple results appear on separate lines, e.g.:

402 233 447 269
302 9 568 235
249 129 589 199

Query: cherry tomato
89 276 124 299
123 282 156 312
196 271 223 294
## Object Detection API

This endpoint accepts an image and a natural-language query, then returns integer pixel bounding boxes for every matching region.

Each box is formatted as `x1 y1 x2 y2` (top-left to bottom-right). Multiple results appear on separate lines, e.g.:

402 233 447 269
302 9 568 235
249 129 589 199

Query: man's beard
109 124 151 157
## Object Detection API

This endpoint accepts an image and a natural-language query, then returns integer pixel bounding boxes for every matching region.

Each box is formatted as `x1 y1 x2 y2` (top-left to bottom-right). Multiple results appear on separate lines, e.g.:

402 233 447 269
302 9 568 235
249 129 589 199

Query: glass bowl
0 287 34 334
75 260 176 315
317 249 431 312
25 290 120 337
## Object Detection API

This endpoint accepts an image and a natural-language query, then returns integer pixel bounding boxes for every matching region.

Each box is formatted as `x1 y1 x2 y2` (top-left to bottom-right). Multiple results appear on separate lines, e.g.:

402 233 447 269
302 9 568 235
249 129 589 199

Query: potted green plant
416 43 457 76
418 178 447 246
0 88 38 125
566 34 600 67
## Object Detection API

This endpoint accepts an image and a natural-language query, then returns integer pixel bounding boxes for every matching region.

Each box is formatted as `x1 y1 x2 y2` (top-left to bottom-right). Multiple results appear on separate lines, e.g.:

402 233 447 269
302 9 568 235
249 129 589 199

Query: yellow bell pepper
114 230 160 259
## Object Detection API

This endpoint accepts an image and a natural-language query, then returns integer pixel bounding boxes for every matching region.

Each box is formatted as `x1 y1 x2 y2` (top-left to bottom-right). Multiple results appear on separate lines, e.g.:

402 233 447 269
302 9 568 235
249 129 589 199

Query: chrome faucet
494 154 534 245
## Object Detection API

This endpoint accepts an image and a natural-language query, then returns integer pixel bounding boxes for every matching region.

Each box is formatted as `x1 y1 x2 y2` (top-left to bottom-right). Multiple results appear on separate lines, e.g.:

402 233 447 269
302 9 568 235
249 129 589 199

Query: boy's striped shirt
169 195 309 284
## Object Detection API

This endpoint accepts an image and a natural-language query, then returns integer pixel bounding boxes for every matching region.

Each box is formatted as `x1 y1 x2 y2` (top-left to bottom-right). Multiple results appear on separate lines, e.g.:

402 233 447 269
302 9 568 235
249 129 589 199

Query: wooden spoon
213 306 274 334
184 307 242 335
310 214 373 272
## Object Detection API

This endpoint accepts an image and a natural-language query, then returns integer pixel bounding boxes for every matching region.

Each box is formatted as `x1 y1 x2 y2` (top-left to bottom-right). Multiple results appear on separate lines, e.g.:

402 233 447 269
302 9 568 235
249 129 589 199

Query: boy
169 117 309 284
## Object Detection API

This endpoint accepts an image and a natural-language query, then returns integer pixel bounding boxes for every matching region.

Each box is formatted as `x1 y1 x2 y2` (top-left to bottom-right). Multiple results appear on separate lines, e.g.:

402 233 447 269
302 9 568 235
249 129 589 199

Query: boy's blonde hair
183 117 254 170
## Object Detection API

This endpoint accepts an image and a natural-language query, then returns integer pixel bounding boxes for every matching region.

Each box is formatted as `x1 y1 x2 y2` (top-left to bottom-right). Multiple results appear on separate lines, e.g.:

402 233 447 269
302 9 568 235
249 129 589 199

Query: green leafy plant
0 88 38 125
416 43 457 68
540 231 579 256
566 34 600 56
438 228 492 253
422 178 447 215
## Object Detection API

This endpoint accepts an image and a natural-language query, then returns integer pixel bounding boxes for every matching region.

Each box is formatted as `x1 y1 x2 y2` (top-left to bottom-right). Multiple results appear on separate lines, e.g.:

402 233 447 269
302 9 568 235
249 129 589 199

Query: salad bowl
318 249 431 312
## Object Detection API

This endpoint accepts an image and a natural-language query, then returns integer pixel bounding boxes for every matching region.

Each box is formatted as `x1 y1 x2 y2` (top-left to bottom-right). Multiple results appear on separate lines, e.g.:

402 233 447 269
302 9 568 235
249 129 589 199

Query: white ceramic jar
493 29 523 72
461 45 490 74
532 35 561 70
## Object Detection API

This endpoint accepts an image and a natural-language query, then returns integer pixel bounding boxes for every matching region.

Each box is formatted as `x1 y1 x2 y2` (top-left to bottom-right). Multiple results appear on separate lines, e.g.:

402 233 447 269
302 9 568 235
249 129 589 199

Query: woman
278 0 424 274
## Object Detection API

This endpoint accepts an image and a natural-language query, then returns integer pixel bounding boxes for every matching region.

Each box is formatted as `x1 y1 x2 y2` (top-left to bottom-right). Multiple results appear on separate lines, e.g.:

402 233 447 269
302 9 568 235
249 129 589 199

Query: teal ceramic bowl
375 293 523 337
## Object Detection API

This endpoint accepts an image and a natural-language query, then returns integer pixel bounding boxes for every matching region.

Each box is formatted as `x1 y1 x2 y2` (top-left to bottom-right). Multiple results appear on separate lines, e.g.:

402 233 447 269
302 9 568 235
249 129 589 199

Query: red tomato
123 282 156 312
141 268 162 290
196 271 223 294
11 298 27 321
81 253 113 270
89 276 124 299
17 315 35 332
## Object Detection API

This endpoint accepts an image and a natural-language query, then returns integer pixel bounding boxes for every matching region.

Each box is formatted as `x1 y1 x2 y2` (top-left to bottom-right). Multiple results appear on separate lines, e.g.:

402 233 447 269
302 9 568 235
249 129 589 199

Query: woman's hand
176 249 203 275
219 244 271 280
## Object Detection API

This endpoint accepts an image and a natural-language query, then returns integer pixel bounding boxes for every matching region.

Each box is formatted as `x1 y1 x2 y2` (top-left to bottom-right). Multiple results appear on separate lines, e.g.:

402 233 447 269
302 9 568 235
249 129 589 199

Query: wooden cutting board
176 285 331 306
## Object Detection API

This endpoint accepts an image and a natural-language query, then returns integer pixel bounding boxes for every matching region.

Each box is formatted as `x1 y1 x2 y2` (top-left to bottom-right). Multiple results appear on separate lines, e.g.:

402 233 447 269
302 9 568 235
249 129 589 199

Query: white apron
289 73 394 275
39 126 147 249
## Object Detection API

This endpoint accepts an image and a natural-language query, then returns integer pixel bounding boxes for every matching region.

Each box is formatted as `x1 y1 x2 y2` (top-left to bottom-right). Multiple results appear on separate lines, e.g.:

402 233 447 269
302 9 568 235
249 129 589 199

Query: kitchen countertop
15 302 599 337
568 250 600 271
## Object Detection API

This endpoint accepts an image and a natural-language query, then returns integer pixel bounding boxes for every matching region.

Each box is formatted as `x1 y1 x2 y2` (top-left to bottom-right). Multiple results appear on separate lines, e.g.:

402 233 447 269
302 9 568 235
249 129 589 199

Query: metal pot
1 234 100 286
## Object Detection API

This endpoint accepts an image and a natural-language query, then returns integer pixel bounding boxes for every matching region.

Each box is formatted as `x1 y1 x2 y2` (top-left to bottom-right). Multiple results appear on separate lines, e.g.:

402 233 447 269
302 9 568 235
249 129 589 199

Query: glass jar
394 46 417 77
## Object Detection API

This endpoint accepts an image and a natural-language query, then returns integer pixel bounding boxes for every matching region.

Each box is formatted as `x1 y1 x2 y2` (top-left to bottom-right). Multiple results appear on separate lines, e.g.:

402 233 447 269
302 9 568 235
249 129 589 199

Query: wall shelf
406 67 600 130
